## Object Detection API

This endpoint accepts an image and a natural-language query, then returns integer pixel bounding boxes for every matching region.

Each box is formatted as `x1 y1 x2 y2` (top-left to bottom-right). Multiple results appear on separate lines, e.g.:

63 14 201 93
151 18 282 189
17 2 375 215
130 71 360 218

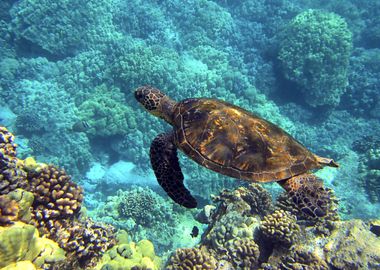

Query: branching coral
117 187 167 227
0 126 28 195
278 9 352 107
166 247 217 270
28 165 83 220
0 127 116 268
50 218 116 268
0 126 16 156
260 209 300 246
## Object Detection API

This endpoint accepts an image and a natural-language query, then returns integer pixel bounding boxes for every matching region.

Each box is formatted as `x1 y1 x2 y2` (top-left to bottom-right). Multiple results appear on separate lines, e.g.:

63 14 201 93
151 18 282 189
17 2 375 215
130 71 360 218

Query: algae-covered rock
0 222 65 268
324 220 380 269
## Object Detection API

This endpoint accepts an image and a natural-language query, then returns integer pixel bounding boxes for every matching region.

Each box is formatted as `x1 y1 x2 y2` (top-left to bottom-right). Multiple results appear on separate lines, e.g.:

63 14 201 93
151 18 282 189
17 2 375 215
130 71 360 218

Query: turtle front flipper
278 174 331 218
150 132 197 208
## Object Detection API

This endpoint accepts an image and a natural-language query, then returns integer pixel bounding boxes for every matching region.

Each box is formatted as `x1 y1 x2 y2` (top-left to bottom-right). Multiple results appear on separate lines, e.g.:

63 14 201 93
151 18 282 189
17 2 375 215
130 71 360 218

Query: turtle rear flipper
150 132 197 208
279 174 331 218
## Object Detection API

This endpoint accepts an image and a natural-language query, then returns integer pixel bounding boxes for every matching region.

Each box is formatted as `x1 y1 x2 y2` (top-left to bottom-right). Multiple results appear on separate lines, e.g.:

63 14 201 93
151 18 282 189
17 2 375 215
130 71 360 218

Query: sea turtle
135 86 339 217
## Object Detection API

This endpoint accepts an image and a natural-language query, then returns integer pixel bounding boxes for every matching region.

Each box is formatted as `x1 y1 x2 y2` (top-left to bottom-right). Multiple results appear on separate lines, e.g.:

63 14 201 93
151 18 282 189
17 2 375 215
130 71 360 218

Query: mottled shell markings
174 98 321 183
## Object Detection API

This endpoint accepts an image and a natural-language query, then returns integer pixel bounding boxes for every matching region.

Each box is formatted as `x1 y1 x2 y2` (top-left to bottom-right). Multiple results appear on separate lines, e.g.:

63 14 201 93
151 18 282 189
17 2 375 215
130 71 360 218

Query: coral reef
94 231 162 270
278 9 352 107
0 126 28 194
324 220 380 269
0 194 18 225
355 135 380 203
260 209 300 246
28 165 83 220
117 188 162 227
0 127 120 268
343 48 380 117
49 218 116 268
77 84 136 137
167 183 380 269
1 0 380 268
88 186 200 255
225 238 260 269
166 247 217 270
0 222 65 269
10 0 120 56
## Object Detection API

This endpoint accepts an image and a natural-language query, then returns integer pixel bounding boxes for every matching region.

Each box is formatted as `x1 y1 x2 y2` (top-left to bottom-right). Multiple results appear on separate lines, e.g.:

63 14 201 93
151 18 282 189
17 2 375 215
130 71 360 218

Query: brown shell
173 98 321 183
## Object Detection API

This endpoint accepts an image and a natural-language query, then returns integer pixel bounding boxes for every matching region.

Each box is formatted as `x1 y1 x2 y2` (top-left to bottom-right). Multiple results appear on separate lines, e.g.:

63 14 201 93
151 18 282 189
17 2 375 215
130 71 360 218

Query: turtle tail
279 174 331 218
150 132 197 208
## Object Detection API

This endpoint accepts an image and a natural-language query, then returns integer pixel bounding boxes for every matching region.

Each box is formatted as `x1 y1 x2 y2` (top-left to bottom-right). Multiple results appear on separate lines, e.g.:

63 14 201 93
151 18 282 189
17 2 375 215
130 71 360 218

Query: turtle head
135 85 175 123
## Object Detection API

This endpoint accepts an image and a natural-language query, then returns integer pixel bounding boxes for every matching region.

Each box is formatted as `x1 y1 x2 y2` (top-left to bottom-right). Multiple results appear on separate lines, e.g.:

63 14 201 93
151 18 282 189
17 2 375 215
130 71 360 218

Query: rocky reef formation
167 183 380 269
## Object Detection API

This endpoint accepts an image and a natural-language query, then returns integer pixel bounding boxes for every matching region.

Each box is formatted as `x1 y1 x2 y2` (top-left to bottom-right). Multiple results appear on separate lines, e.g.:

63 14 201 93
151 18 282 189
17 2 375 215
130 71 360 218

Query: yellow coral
136 239 155 260
21 157 47 173
94 235 161 270
7 189 34 223
0 222 65 268
0 261 36 270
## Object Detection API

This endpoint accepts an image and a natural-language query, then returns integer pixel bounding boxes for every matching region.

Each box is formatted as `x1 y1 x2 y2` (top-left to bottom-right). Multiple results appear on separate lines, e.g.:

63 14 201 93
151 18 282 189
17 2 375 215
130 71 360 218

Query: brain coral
278 9 352 107
0 127 28 195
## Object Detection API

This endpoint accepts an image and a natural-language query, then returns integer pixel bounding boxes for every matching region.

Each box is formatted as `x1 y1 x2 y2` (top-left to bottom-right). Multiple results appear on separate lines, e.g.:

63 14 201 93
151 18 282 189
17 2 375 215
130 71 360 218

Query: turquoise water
0 0 379 269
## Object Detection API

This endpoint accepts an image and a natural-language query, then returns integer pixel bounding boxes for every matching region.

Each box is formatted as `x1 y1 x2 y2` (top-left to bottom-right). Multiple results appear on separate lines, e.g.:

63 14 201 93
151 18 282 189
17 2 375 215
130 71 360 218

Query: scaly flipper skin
278 174 330 218
150 132 197 208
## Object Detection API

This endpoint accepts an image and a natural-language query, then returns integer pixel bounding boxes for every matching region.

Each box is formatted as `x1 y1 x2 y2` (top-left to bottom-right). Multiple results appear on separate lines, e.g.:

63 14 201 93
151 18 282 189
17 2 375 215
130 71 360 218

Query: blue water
0 0 379 269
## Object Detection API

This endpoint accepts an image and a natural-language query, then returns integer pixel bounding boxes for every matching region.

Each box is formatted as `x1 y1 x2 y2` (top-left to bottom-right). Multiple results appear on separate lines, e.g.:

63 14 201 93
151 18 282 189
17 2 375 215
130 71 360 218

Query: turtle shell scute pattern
173 99 320 183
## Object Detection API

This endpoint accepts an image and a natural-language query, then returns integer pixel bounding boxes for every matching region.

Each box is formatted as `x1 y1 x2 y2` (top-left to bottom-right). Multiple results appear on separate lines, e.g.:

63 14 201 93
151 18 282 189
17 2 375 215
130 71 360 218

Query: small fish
71 120 90 132
190 226 199 238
